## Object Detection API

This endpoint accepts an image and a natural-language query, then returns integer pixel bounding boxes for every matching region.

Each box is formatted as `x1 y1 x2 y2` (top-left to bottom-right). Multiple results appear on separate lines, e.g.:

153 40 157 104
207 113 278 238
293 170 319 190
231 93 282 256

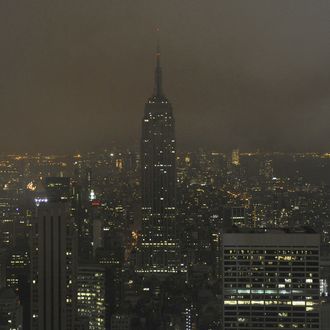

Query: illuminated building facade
77 265 105 330
0 191 19 249
5 251 29 292
231 149 240 166
72 165 94 261
224 206 247 228
44 177 71 202
320 299 330 330
137 44 179 273
259 159 274 180
5 250 30 328
30 199 77 330
222 229 320 330
110 315 130 330
0 249 6 288
0 288 23 330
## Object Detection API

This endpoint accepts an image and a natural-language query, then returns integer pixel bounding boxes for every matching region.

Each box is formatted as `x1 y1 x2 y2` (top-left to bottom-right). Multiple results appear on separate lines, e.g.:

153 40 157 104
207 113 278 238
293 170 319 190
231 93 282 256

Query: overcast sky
0 0 329 152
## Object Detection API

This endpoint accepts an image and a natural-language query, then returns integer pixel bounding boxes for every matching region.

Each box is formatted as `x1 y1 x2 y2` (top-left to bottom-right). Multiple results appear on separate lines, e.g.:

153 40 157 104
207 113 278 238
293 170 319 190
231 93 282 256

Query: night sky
0 0 329 153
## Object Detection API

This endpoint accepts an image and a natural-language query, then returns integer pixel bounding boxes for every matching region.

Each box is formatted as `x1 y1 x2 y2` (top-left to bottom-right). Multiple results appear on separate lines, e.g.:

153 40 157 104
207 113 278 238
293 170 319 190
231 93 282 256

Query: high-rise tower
137 44 179 274
31 178 77 330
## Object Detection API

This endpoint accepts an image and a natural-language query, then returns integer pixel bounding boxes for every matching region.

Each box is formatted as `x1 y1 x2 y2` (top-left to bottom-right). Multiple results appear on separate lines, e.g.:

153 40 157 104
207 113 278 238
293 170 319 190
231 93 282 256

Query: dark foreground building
30 179 77 330
222 228 320 330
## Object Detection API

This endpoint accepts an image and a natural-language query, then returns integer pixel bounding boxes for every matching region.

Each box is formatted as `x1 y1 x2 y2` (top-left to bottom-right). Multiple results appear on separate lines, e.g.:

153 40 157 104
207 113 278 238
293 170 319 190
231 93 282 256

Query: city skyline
0 2 329 329
0 1 329 153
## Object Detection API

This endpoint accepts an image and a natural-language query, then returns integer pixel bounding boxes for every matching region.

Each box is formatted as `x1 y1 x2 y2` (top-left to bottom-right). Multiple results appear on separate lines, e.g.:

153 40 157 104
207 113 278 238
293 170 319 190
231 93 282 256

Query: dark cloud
0 0 329 152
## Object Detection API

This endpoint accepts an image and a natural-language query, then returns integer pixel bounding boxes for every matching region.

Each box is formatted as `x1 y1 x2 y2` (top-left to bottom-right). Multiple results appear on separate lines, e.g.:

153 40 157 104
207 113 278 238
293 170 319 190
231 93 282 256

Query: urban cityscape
0 1 329 330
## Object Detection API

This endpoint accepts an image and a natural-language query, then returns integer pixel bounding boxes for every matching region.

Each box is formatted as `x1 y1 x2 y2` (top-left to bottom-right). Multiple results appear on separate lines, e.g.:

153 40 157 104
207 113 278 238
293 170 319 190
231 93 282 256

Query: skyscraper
31 178 77 330
222 228 320 330
137 43 179 274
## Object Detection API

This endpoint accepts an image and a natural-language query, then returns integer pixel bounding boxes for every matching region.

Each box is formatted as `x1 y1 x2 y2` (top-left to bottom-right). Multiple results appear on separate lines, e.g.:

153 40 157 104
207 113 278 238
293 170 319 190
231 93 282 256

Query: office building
222 228 320 329
77 265 105 330
30 193 77 329
44 177 71 202
224 206 247 228
0 288 23 330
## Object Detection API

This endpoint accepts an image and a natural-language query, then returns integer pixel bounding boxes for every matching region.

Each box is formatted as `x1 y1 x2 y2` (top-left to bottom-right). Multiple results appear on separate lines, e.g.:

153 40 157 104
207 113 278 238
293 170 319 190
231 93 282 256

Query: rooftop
225 226 317 235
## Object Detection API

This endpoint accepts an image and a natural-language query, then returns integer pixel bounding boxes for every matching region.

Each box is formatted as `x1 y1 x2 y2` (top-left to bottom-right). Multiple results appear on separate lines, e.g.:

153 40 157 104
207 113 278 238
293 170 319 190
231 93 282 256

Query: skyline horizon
1 145 330 156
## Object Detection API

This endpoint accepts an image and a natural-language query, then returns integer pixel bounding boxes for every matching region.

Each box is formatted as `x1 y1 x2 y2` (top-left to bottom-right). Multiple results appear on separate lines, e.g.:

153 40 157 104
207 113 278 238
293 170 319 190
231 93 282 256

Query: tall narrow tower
137 44 179 274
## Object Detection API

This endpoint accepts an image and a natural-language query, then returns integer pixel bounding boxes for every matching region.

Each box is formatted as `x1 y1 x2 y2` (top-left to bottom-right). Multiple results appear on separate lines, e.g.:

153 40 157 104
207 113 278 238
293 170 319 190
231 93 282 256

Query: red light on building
91 200 101 207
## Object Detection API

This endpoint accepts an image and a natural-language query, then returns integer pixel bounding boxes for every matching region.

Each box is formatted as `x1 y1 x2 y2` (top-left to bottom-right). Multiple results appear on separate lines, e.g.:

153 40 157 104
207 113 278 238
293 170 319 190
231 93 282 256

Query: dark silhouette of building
137 43 179 274
30 178 77 330
44 177 71 202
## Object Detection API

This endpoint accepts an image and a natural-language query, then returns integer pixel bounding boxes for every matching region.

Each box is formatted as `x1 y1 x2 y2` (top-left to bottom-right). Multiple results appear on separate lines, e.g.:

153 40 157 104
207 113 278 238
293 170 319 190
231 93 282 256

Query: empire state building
137 45 180 274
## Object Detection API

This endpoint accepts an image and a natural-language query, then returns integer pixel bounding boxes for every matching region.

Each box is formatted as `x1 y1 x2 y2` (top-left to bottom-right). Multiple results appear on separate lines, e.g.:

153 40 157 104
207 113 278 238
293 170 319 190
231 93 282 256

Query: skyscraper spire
153 33 163 98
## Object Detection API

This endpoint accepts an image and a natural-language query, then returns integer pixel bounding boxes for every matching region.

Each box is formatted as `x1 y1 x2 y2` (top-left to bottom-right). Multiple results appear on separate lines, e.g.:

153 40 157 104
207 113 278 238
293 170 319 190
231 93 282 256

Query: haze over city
0 0 329 152
1 1 330 330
